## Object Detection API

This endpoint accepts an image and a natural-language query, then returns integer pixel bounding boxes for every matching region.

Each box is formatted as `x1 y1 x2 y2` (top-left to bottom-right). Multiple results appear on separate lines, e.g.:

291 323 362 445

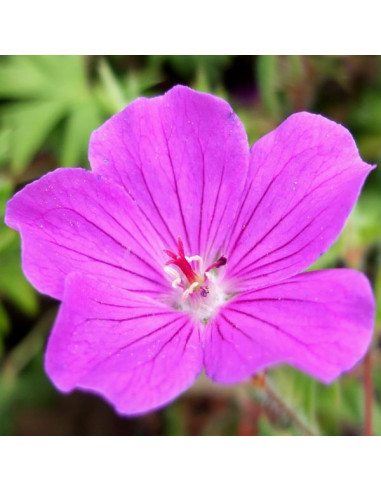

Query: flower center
163 236 227 323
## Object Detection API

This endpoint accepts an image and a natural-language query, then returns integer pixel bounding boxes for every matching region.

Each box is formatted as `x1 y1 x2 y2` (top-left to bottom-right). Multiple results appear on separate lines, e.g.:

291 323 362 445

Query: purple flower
5 86 375 415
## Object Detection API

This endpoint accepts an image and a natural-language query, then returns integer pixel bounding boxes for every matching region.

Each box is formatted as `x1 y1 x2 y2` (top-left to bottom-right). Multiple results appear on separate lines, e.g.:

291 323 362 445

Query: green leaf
0 177 16 249
0 235 38 316
310 192 381 271
0 56 88 103
0 56 100 173
0 350 56 435
0 302 10 357
60 98 103 167
96 58 162 115
3 100 66 173
257 56 283 120
97 58 128 113
0 177 12 215
350 91 381 134
0 55 51 99
0 127 11 168
163 400 186 436
163 55 231 85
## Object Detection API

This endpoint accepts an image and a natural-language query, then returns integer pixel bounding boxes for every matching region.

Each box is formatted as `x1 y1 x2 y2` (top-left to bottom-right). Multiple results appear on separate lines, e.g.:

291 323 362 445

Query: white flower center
163 237 228 323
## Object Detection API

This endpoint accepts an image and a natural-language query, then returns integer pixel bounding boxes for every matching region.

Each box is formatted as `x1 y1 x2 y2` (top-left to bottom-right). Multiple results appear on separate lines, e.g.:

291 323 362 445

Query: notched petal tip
44 273 204 415
283 111 376 171
88 82 250 260
4 167 167 301
204 269 375 385
226 109 376 290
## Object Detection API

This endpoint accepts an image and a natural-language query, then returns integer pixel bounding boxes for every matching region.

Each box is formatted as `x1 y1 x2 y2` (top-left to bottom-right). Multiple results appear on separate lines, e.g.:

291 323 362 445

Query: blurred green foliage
0 55 380 435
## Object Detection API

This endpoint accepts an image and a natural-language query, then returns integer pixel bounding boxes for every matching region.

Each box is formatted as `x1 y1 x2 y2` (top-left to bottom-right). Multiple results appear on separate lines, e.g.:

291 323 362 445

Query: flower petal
5 168 168 300
89 85 249 261
225 112 375 289
45 273 203 415
204 269 374 383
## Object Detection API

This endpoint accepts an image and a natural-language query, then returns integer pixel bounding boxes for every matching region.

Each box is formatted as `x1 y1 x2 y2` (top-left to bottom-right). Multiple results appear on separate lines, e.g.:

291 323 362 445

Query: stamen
205 256 227 273
182 281 200 300
164 265 179 278
172 277 181 289
186 255 203 267
163 236 228 317
200 286 209 297
164 266 182 289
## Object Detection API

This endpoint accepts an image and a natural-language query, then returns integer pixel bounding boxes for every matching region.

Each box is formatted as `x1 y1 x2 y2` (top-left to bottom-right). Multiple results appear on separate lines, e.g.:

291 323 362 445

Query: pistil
164 237 199 285
163 236 228 322
163 236 227 301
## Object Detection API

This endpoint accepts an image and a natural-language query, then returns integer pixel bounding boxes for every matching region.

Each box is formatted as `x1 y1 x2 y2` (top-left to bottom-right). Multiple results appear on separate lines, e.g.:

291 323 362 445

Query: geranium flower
5 86 375 415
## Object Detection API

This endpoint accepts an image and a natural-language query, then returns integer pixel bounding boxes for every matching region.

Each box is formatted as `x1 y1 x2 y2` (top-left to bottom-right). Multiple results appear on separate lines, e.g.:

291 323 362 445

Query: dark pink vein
82 310 175 324
232 204 331 278
240 229 325 281
41 236 166 287
158 118 191 251
113 138 177 248
229 167 348 272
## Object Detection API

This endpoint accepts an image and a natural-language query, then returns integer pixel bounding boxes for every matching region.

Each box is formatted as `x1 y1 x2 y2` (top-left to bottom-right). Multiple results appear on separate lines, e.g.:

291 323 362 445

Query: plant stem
364 350 373 436
263 381 317 436
250 375 318 436
1 307 56 381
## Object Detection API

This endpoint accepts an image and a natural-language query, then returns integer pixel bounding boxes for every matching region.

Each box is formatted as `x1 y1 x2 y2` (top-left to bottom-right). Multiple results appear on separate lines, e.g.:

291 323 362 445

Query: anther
163 236 227 302
205 256 227 273
200 286 209 297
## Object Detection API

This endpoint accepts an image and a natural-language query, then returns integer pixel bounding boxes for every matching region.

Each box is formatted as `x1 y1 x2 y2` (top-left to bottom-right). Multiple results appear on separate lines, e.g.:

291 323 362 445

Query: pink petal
225 112 375 289
89 85 249 262
5 168 168 300
45 273 203 415
204 269 374 383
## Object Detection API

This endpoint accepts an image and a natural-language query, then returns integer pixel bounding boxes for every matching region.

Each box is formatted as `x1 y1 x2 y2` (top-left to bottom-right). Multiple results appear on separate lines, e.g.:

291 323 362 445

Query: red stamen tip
177 236 185 256
163 249 177 260
163 236 198 284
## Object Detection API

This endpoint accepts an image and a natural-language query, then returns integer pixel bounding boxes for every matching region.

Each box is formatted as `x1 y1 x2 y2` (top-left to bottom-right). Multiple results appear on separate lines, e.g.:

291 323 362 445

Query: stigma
163 237 227 322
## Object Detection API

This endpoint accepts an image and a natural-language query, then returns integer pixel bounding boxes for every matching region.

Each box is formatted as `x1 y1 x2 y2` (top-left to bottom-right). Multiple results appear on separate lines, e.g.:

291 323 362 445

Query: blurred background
0 55 380 436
